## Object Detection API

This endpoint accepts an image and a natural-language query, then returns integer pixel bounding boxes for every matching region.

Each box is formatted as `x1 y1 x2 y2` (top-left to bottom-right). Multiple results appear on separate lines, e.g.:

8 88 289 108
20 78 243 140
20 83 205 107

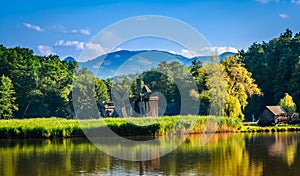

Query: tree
72 67 100 119
191 55 261 119
0 75 18 119
279 93 297 113
222 55 261 119
95 78 110 105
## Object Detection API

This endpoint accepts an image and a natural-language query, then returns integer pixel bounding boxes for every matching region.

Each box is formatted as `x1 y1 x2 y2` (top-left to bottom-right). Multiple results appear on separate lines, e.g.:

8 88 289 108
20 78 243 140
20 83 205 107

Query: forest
0 29 299 121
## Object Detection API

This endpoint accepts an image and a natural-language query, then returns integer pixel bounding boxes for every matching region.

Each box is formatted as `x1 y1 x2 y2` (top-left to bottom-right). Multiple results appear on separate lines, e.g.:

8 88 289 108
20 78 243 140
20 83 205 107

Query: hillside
78 50 236 78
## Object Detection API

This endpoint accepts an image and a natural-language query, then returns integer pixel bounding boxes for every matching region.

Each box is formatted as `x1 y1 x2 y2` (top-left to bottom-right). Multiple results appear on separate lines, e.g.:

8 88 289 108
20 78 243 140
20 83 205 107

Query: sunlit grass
0 116 242 139
239 124 300 133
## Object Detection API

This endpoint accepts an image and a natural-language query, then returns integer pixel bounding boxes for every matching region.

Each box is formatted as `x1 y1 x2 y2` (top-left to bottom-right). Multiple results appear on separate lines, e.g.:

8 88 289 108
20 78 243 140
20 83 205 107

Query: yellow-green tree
222 55 261 119
279 93 297 113
0 75 18 119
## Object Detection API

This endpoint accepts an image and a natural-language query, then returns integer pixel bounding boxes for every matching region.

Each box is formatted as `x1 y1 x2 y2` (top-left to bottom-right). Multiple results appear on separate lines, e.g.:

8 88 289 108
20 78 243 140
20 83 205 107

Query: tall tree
0 75 18 119
72 67 100 119
95 78 110 106
221 55 261 109
191 55 260 119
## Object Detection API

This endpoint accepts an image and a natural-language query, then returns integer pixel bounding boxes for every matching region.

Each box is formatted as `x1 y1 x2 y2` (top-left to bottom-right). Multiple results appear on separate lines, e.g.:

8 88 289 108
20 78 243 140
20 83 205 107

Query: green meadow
0 116 241 139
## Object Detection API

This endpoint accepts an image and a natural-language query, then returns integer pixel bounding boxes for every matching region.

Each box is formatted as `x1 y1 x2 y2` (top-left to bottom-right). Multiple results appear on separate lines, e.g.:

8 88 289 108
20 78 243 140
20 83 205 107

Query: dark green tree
243 29 300 118
95 78 110 106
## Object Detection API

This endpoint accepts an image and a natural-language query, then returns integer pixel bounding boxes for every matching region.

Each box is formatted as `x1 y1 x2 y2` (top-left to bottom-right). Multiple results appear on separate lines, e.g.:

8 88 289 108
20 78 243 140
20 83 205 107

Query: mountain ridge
69 50 237 78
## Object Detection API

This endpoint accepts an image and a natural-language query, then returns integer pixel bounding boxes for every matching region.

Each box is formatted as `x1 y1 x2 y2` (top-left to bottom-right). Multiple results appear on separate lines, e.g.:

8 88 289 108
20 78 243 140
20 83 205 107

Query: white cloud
180 49 197 58
37 45 55 55
52 25 90 35
168 50 176 55
23 23 44 32
55 40 85 50
85 43 107 54
79 29 90 35
168 49 197 58
169 47 238 58
115 47 123 51
54 40 108 61
279 13 289 19
205 46 239 55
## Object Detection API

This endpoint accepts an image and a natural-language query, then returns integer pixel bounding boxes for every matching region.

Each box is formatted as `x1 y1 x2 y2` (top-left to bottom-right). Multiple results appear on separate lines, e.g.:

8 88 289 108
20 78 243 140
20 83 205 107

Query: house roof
266 106 286 115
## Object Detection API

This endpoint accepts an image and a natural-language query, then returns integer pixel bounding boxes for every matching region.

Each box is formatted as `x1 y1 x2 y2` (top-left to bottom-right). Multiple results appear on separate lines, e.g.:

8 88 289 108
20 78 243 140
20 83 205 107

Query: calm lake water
1 132 300 176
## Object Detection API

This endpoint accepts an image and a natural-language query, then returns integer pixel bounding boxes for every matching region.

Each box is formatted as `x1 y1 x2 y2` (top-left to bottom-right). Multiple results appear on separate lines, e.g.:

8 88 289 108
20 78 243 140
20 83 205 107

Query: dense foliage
0 45 78 118
243 29 300 120
189 55 261 119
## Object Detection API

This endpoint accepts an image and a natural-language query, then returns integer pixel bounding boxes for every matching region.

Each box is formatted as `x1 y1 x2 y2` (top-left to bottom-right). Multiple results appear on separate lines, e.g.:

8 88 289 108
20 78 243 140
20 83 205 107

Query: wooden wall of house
259 109 275 123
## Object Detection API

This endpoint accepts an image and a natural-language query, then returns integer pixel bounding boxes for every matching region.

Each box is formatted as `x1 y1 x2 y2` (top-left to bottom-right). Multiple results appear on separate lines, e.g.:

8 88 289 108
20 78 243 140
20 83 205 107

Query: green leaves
243 29 300 118
189 54 260 119
0 75 18 119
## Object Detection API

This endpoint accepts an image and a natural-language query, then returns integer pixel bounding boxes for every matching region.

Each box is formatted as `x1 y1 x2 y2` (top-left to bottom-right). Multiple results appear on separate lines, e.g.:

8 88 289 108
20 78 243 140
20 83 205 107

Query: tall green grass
0 116 242 139
239 124 300 133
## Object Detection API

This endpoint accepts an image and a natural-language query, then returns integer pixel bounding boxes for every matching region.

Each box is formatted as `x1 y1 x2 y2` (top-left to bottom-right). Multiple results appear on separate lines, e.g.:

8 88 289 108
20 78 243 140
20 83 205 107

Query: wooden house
258 106 288 126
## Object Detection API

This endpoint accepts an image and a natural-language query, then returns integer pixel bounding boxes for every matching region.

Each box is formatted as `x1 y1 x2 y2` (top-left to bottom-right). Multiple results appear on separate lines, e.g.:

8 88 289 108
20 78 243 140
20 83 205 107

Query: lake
1 132 300 176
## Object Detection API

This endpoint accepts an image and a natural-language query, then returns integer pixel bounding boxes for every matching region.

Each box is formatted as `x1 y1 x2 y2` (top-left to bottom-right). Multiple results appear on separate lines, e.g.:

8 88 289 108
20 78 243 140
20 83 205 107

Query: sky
1 0 300 61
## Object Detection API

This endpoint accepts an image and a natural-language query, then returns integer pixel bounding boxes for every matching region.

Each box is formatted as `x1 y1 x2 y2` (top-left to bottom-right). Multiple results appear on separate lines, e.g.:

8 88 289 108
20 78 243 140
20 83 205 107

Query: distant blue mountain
63 56 76 62
78 50 237 78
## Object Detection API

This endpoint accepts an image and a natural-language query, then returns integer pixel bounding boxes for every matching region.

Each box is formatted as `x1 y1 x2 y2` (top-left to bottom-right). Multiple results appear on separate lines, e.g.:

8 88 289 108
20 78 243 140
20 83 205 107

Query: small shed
258 106 288 126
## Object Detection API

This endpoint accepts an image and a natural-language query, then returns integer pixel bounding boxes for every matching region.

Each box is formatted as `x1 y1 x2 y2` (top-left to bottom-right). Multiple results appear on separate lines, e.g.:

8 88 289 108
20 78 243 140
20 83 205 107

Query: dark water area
1 132 300 176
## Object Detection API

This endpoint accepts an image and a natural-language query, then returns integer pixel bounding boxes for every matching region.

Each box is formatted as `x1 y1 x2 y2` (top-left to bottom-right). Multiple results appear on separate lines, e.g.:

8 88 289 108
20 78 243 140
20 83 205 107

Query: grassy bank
1 116 299 139
0 116 241 139
240 124 300 133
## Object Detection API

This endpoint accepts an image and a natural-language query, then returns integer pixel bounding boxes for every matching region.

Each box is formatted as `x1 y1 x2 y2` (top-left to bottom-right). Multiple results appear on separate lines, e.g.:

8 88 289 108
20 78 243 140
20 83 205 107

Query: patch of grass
0 116 242 139
239 124 300 133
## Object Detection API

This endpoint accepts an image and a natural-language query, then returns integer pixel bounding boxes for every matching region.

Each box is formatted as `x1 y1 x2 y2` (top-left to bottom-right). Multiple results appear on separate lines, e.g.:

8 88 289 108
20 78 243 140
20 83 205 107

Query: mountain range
64 50 237 78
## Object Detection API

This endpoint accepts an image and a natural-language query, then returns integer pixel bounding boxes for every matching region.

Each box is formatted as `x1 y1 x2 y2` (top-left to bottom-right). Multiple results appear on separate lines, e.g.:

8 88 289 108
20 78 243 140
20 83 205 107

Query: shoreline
0 117 299 139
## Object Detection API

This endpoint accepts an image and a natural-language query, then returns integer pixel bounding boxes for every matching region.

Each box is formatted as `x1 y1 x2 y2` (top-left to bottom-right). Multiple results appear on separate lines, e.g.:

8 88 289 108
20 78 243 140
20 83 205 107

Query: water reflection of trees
245 133 300 176
159 134 263 176
0 133 299 175
0 139 110 176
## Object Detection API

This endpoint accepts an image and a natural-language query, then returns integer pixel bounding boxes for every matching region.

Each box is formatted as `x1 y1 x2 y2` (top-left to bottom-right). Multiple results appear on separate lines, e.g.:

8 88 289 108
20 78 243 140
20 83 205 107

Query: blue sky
1 0 300 60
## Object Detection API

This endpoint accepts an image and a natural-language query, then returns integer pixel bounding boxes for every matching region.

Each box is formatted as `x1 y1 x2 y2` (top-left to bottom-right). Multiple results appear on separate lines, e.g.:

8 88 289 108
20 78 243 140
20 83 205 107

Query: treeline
0 45 113 119
0 29 299 120
243 29 300 119
0 45 77 118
